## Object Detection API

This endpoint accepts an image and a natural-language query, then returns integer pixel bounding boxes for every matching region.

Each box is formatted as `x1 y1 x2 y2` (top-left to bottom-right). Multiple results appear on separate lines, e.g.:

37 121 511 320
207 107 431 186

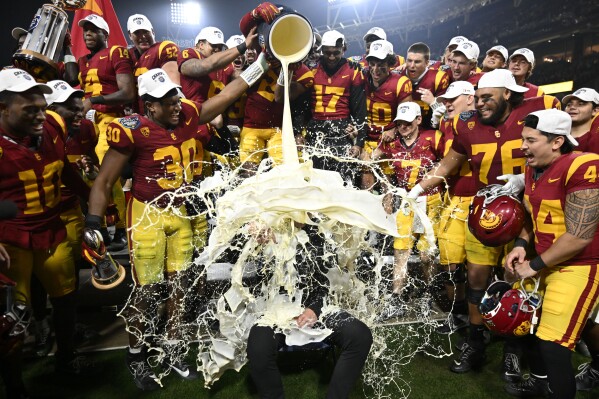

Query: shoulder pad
117 115 141 130
459 110 477 121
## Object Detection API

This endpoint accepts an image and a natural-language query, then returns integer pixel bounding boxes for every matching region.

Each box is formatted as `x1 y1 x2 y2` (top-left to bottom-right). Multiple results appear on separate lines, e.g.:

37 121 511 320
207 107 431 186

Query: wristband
90 96 105 105
64 55 76 63
529 256 547 272
430 101 442 111
85 214 102 230
236 42 247 55
513 237 528 248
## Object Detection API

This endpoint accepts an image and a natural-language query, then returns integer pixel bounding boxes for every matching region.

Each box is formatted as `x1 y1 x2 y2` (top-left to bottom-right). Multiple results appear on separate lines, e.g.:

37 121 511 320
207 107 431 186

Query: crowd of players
1 2 599 398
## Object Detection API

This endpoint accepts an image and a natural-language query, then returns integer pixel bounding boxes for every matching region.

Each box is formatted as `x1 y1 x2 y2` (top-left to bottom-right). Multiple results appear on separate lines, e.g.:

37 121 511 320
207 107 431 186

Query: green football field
15 325 599 399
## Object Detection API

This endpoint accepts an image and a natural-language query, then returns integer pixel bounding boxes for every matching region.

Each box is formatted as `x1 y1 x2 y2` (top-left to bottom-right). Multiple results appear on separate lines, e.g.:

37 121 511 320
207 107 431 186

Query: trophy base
13 49 60 83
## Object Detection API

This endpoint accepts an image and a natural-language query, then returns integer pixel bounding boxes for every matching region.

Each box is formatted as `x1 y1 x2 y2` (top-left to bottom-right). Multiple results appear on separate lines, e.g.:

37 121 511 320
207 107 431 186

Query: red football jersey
130 41 180 113
60 119 98 210
0 116 69 249
522 82 544 99
310 62 364 121
78 46 134 114
451 95 560 189
106 100 200 204
245 64 313 129
574 114 599 154
380 129 443 193
365 73 412 141
438 116 477 197
226 93 247 128
178 48 233 104
524 152 599 265
408 68 450 128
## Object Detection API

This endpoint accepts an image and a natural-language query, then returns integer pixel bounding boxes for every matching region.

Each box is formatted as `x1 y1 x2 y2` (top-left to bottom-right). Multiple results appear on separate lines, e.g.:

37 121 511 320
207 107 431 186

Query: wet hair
523 114 573 154
407 42 430 62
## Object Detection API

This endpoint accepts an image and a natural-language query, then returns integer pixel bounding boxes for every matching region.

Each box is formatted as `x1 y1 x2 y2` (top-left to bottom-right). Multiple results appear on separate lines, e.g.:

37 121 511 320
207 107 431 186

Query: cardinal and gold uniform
437 116 478 265
407 68 450 129
523 152 599 349
130 40 180 113
0 112 90 304
380 130 443 251
78 45 134 161
522 82 545 99
573 114 599 154
450 96 560 265
363 73 412 156
177 48 234 104
240 64 313 165
106 100 200 285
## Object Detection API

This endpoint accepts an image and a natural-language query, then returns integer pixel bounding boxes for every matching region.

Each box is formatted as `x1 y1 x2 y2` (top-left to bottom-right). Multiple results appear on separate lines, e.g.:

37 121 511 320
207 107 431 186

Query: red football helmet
468 184 526 247
479 278 542 337
0 273 29 355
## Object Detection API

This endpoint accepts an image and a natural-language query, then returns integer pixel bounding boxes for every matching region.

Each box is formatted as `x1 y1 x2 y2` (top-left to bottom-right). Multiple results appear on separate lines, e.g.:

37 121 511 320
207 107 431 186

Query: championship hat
528 109 577 146
509 48 535 67
452 40 480 62
394 102 421 123
138 69 183 98
478 69 529 93
366 40 393 61
436 81 475 102
321 30 345 47
448 36 468 47
363 27 386 41
78 14 110 35
562 88 599 106
486 45 508 61
225 35 244 49
195 27 225 46
0 69 52 94
127 14 154 33
45 80 84 105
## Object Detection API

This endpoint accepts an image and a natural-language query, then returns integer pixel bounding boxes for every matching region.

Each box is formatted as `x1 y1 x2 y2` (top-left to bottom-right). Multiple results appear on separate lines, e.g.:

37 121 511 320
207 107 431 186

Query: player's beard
479 97 508 126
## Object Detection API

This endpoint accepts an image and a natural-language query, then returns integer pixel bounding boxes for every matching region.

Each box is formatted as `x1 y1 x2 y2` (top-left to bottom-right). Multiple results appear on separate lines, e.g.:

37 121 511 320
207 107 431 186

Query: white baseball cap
452 40 480 62
127 14 153 33
78 14 110 35
45 80 84 105
0 69 52 94
562 88 599 106
528 109 577 146
478 69 529 93
321 30 345 47
366 39 393 61
448 36 468 47
225 35 244 50
11 27 27 41
510 48 535 67
363 27 386 41
394 102 422 123
138 69 183 98
486 45 508 61
195 27 225 46
437 81 475 102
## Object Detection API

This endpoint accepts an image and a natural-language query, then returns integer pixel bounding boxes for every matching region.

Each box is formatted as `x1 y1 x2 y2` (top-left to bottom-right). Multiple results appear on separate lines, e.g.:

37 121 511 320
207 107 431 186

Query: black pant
246 311 372 399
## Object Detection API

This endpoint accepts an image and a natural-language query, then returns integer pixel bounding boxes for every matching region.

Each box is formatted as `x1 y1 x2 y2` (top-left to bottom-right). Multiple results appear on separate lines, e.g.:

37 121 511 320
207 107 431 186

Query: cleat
161 358 199 380
505 374 550 397
575 362 599 391
436 313 468 334
450 342 486 373
127 349 161 391
502 353 522 383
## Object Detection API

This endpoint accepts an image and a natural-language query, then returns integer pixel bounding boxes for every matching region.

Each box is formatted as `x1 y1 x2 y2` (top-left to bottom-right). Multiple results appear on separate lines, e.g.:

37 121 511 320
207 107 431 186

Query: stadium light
170 2 201 25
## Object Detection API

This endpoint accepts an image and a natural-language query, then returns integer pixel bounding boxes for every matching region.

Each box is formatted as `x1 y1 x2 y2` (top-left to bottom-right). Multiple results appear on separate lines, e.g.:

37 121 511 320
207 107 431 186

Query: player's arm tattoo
565 188 599 240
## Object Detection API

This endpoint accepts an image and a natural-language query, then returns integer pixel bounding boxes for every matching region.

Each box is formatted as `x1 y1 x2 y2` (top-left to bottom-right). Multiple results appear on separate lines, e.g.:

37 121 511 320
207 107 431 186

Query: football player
0 69 93 385
373 102 443 319
429 36 468 71
403 42 450 129
434 81 477 334
505 109 599 399
75 13 136 251
508 48 545 99
449 40 483 86
127 14 180 113
361 39 412 190
403 69 560 373
348 27 405 69
563 88 599 152
85 61 267 390
481 45 508 72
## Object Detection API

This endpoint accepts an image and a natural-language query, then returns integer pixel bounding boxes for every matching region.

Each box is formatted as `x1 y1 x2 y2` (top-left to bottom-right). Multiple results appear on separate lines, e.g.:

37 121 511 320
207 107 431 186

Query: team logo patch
460 110 476 121
513 320 531 336
118 116 140 129
468 121 475 130
29 15 40 31
170 133 177 141
140 127 150 137
479 209 502 230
